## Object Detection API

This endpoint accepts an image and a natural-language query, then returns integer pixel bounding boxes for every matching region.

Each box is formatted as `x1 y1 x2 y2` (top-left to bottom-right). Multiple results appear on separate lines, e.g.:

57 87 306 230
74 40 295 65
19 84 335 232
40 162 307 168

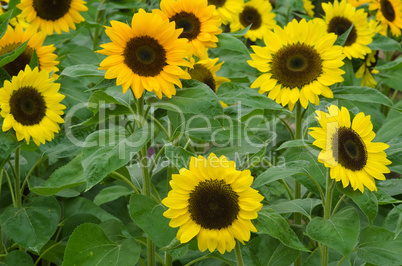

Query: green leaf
252 161 310 188
375 116 402 142
276 139 314 150
63 223 141 266
333 86 394 108
0 11 12 39
374 187 402 205
129 194 177 248
227 24 252 37
385 137 402 174
28 50 38 69
216 82 290 113
217 32 250 55
0 130 21 169
146 80 223 117
368 33 402 51
334 23 354 46
339 58 354 86
29 155 85 196
254 208 309 252
63 197 118 222
0 196 61 252
0 40 28 68
270 198 322 220
0 67 11 87
164 145 194 170
60 64 106 77
385 204 402 239
306 207 359 260
94 186 132 205
82 126 150 190
376 57 402 71
4 250 34 266
243 235 300 266
357 226 402 265
88 90 130 113
337 185 378 225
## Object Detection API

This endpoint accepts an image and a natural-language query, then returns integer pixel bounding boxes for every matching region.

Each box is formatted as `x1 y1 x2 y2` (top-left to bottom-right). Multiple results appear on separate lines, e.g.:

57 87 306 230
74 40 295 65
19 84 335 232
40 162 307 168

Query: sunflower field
0 0 402 265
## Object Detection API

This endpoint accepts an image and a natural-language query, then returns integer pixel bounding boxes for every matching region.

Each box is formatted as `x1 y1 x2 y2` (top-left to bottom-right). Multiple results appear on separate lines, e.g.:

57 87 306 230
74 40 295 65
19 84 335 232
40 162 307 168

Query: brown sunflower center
123 36 167 77
188 179 240 230
239 6 262 30
9 86 47 126
271 43 322 88
170 11 201 40
332 127 368 171
32 0 72 21
327 16 357 46
188 64 216 92
380 0 396 22
208 0 226 8
0 43 35 77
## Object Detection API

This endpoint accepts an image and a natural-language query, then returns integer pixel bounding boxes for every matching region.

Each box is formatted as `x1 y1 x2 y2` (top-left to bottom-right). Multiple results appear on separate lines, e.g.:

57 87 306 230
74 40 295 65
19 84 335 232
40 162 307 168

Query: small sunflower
309 105 391 192
248 19 345 111
303 0 315 17
319 0 374 59
97 9 191 99
355 51 379 88
156 0 222 57
208 0 244 24
369 0 402 37
162 153 264 254
0 65 65 146
1 0 30 28
229 0 276 42
0 25 59 78
17 0 88 35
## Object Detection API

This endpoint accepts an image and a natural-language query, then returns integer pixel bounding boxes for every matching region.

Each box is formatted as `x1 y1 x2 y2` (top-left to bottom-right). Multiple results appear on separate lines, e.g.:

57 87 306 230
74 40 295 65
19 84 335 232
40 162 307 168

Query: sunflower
355 51 379 88
309 105 391 192
369 0 402 37
17 0 88 35
155 0 222 57
208 0 244 25
303 0 315 17
229 0 276 42
0 66 65 146
1 0 30 28
97 9 191 99
318 0 374 60
248 19 345 111
162 153 264 254
0 25 59 78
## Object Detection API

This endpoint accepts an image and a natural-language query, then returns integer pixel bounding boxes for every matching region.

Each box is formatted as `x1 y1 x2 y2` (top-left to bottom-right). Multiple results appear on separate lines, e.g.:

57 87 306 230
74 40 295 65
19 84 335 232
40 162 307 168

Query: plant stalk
322 169 334 266
235 241 244 266
294 102 303 266
14 147 22 208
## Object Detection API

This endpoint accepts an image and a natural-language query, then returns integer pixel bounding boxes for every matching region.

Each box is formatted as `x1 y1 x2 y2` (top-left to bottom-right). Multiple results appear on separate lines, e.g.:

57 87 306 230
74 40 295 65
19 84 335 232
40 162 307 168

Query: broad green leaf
357 226 402 265
62 213 102 239
375 116 402 142
270 198 322 220
334 23 354 46
0 196 61 252
337 185 378 225
376 57 402 71
164 145 195 170
0 130 20 169
243 235 300 266
333 86 394 107
129 194 177 248
63 197 118 222
276 139 314 150
94 185 132 205
0 41 28 68
4 250 34 266
227 24 252 37
28 50 38 69
254 208 309 251
339 59 354 86
306 207 359 260
63 223 141 266
385 137 402 174
0 11 12 39
252 161 310 188
217 32 250 55
37 240 65 265
146 80 223 117
368 33 402 51
385 204 402 239
29 155 85 196
60 64 106 77
374 187 402 205
88 90 130 113
216 83 290 113
82 126 150 190
0 66 11 87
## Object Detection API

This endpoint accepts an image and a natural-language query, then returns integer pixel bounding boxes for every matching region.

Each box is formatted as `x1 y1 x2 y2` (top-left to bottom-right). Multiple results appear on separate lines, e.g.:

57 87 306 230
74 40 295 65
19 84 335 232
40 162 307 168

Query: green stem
92 0 108 50
4 170 15 207
322 169 335 266
294 102 303 266
149 145 166 177
332 194 346 216
165 252 173 266
34 242 60 266
235 241 244 266
278 117 295 139
149 115 170 140
14 147 21 208
111 171 140 194
20 156 47 195
280 179 294 200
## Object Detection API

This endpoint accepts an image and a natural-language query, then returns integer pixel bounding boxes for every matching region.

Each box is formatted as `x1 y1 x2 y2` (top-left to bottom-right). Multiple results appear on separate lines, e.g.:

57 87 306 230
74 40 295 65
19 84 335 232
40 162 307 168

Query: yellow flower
248 19 345 111
17 0 88 35
0 0 30 28
155 0 222 57
303 0 315 17
0 25 59 78
0 66 65 146
369 0 402 37
318 0 374 59
229 0 276 42
97 9 191 99
162 153 264 254
309 105 391 192
355 51 379 88
208 0 244 24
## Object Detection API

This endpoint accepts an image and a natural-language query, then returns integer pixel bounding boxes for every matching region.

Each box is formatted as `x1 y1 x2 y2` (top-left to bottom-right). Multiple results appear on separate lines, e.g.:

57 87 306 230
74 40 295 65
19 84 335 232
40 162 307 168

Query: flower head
369 0 402 37
208 0 244 24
